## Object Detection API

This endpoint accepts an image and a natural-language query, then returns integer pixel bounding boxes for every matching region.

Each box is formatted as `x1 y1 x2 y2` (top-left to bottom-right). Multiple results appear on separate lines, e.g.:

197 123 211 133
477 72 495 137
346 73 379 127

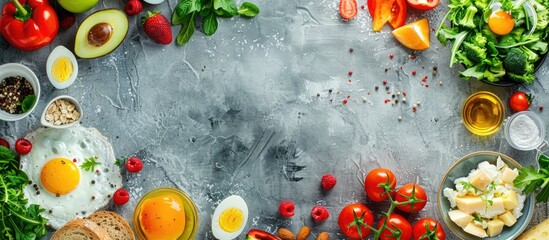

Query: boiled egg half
211 195 249 240
488 2 514 35
46 45 78 89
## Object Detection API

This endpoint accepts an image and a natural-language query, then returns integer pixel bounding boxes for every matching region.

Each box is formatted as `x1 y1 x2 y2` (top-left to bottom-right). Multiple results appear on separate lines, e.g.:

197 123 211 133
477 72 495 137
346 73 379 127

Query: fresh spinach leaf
213 0 238 17
21 95 36 113
238 2 259 17
175 0 201 18
203 13 218 36
177 13 196 45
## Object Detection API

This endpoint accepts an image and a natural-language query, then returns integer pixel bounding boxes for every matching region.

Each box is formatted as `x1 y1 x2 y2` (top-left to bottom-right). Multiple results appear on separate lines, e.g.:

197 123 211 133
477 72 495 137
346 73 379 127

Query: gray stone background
1 0 548 239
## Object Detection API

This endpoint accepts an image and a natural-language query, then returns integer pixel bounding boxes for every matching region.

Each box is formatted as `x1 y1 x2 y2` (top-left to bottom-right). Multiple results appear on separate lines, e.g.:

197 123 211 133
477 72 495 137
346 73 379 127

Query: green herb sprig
172 0 259 45
0 146 47 240
514 154 549 202
81 157 101 172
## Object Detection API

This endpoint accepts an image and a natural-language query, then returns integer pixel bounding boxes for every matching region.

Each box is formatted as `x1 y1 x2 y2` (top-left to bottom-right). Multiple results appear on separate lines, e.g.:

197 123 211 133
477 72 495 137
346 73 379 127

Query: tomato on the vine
338 203 374 240
405 0 440 11
378 213 413 240
413 218 446 240
365 168 397 202
395 183 427 213
509 91 533 112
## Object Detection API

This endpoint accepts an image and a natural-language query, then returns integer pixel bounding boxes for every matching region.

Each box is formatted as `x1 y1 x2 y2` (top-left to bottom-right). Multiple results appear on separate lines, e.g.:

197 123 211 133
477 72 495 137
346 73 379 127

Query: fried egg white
20 125 122 229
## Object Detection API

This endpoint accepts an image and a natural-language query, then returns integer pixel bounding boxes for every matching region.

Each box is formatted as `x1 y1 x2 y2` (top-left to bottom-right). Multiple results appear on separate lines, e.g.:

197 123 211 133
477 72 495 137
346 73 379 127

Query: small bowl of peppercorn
0 63 40 121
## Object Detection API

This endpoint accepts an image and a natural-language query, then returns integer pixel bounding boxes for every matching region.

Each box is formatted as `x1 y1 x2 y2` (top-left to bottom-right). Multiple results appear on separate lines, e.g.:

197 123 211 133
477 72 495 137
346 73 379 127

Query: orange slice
391 19 430 51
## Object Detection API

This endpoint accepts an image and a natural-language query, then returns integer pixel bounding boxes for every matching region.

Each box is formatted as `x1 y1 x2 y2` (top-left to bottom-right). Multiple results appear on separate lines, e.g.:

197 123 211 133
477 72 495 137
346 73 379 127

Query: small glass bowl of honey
461 91 505 136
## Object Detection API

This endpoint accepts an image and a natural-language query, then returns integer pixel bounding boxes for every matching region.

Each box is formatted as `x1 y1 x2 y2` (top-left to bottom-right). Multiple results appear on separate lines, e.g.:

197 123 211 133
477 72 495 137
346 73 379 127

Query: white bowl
40 95 83 129
143 0 165 4
0 63 41 121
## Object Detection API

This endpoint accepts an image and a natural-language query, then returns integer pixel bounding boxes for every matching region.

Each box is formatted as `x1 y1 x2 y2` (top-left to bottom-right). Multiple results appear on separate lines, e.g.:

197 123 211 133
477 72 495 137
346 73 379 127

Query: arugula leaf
176 13 196 45
81 156 101 172
238 2 259 17
203 13 218 36
21 95 36 113
514 165 546 194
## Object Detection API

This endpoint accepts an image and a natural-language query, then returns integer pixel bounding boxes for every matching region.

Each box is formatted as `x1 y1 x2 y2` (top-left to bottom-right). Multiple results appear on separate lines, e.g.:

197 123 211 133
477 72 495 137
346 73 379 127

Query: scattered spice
403 92 407 97
349 48 354 53
316 93 320 97
389 54 394 59
348 71 353 76
384 68 389 72
385 86 389 90
409 55 416 59
412 70 416 75
375 86 379 91
383 80 387 85
398 116 402 121
328 89 333 93
343 99 348 104
540 106 544 112
0 76 35 114
402 97 407 102
421 76 428 82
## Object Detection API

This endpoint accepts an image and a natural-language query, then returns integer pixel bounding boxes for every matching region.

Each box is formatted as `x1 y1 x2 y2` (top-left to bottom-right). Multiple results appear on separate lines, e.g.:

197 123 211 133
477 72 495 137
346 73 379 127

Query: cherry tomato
113 188 130 205
413 218 446 240
405 0 440 10
509 91 533 112
126 156 143 173
365 168 396 202
339 0 358 20
378 213 413 240
15 138 32 155
371 0 407 31
338 203 374 239
395 183 427 214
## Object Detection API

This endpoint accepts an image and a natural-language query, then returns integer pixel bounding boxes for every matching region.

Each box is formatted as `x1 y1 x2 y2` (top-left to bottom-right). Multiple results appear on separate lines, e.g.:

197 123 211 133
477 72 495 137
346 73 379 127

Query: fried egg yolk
488 10 514 35
51 56 74 82
40 157 80 195
219 208 244 232
139 192 186 239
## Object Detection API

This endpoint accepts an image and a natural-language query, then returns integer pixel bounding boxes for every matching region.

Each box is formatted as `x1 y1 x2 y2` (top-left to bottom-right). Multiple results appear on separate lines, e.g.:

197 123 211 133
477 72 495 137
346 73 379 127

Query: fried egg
20 125 122 229
211 195 249 240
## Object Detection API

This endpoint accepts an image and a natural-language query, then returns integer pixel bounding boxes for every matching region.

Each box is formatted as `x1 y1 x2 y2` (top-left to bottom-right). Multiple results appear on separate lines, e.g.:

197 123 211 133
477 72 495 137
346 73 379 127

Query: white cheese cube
487 219 504 237
499 211 517 227
503 190 519 210
500 167 519 184
448 210 474 228
456 196 485 214
517 218 549 240
480 197 505 217
464 222 488 238
470 170 492 190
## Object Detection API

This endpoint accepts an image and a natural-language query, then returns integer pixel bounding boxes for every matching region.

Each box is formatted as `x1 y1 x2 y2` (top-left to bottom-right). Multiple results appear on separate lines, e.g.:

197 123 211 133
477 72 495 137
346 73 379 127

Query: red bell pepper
371 0 407 31
246 229 281 240
0 0 59 51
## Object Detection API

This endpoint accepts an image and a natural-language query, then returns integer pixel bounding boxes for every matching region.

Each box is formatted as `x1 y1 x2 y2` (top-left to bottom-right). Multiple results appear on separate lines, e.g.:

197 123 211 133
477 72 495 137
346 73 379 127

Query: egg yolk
219 208 244 233
488 10 514 35
51 56 73 82
139 193 186 240
40 157 80 195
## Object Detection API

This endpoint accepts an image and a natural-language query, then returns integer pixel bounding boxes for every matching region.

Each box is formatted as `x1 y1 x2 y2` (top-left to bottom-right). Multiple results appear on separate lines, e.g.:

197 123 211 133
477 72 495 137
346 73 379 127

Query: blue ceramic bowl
437 151 534 239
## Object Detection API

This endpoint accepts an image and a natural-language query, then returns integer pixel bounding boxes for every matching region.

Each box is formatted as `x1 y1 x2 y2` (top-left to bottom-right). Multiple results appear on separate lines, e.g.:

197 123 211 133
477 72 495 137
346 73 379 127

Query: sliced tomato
369 0 407 30
406 0 440 11
340 0 358 20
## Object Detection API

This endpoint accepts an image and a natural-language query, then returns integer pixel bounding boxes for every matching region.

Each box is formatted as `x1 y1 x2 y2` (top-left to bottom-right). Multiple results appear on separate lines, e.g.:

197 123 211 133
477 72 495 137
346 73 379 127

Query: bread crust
51 218 113 240
86 211 135 240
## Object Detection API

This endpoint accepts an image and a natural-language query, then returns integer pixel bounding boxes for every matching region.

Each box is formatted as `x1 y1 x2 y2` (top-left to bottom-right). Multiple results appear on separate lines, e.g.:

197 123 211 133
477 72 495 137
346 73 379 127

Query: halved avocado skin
74 9 129 59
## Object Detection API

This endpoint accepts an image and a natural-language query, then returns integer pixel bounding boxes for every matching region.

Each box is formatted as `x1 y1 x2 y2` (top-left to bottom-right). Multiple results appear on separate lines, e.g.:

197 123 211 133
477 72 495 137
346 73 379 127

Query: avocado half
74 9 128 59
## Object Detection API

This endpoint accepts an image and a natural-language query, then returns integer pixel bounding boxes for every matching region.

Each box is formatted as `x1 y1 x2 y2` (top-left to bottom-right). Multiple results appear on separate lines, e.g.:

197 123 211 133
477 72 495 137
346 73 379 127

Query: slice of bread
51 218 113 240
86 211 135 240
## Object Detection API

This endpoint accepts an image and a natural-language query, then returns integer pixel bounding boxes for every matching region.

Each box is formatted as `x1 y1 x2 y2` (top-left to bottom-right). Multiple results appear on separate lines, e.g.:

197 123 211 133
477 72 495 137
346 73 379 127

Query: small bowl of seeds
0 63 40 121
41 95 82 128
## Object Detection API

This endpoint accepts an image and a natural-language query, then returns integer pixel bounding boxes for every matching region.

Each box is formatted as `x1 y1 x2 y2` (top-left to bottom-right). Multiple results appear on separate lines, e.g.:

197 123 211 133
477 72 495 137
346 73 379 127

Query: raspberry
321 174 337 191
311 206 330 223
278 200 295 218
113 189 130 205
126 156 143 173
125 0 143 16
0 138 9 149
15 139 32 155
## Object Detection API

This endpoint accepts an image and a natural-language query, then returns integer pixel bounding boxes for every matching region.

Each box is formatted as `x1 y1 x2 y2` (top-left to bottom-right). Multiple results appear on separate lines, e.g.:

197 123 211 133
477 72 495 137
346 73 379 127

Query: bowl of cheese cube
437 151 534 239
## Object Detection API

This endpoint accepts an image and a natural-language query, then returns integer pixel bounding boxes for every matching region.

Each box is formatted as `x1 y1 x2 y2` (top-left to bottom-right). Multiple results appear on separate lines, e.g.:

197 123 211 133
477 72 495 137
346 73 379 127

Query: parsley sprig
514 154 549 202
81 157 101 172
0 146 47 240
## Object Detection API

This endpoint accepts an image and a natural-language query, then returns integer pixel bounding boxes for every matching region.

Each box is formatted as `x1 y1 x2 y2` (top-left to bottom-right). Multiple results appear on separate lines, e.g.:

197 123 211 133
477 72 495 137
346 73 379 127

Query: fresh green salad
0 146 47 240
436 0 549 83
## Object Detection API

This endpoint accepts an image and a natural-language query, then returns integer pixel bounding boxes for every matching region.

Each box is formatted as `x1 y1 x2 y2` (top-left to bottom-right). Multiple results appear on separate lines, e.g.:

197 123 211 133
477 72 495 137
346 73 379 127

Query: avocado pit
87 23 113 47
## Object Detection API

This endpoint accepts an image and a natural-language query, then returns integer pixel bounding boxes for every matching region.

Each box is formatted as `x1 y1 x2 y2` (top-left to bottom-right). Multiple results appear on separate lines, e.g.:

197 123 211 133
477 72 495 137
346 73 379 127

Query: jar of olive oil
462 91 505 136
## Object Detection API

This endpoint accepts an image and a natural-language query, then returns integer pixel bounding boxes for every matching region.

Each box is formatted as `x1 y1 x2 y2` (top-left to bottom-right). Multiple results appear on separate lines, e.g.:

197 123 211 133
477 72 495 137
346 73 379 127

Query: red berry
113 189 130 205
142 11 173 45
311 206 330 223
125 0 143 16
278 200 295 218
126 157 143 173
60 13 76 29
0 138 9 149
15 139 32 155
321 174 337 190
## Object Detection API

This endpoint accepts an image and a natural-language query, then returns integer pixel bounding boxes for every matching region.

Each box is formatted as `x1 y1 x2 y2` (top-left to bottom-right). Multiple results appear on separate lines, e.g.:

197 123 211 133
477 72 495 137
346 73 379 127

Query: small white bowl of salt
504 111 546 151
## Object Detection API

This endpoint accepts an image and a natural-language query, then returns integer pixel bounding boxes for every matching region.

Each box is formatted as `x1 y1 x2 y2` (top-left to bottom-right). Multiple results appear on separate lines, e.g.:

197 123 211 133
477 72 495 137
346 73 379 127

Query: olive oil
462 91 505 136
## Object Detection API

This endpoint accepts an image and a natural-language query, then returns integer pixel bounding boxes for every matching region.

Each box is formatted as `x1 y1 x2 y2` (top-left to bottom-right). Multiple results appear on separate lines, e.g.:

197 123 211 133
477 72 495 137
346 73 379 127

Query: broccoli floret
459 5 479 29
474 0 489 9
485 58 506 82
520 46 540 62
481 25 498 43
456 52 475 67
487 42 499 57
504 48 529 74
471 32 487 47
463 41 487 62
508 72 536 83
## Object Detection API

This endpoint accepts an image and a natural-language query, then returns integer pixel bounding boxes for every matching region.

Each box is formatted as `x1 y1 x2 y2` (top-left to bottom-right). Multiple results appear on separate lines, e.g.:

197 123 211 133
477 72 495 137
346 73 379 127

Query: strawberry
339 0 358 20
125 0 143 16
141 11 173 45
321 174 337 191
311 206 330 223
278 200 295 218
